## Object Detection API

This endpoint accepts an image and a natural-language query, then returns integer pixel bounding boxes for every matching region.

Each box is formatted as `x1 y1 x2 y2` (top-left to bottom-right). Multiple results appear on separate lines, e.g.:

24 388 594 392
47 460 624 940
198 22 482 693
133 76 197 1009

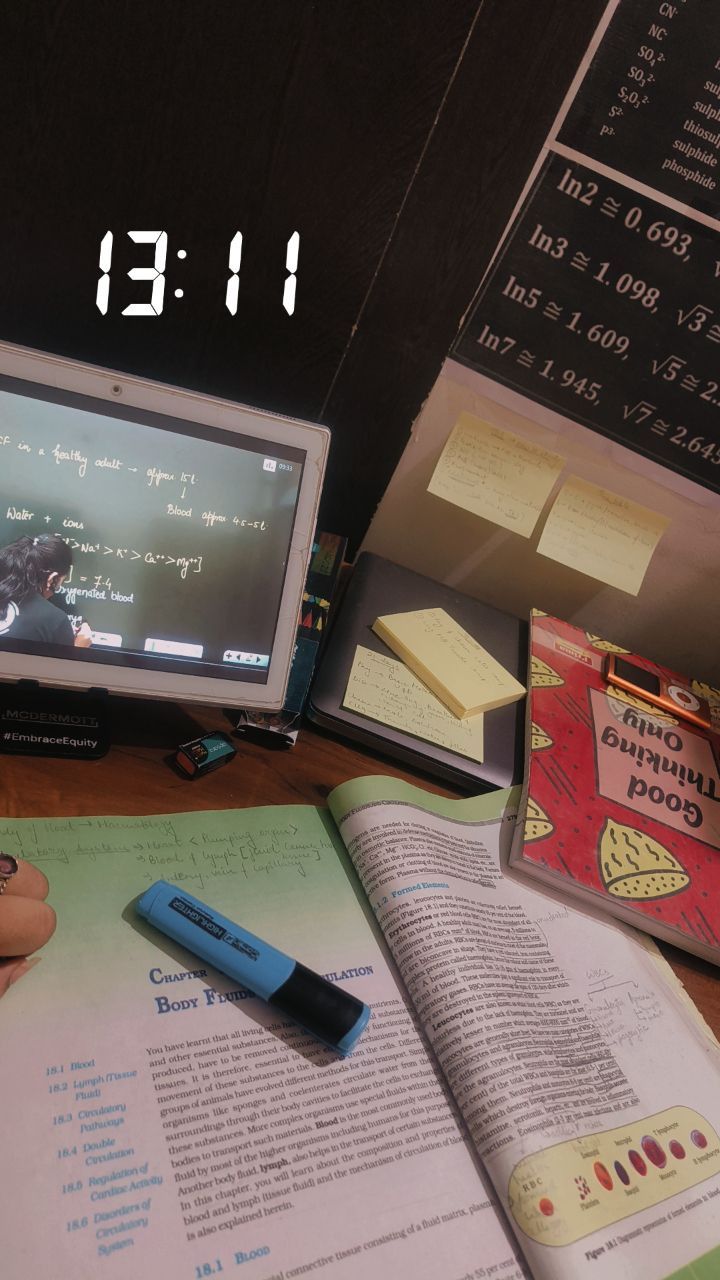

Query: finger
0 956 40 998
2 858 50 901
0 895 56 956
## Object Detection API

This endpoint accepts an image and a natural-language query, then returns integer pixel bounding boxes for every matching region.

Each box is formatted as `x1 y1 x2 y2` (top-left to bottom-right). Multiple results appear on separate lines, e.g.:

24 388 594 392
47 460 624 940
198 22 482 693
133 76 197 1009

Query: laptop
308 553 527 790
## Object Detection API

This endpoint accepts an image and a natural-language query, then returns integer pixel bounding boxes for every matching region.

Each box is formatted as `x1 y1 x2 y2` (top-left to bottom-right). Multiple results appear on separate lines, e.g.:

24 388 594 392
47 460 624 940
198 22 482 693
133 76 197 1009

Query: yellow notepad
372 607 525 719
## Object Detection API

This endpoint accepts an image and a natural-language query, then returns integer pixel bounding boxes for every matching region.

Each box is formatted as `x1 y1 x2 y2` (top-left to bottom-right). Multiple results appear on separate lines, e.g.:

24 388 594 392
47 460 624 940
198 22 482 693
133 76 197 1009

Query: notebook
510 611 720 965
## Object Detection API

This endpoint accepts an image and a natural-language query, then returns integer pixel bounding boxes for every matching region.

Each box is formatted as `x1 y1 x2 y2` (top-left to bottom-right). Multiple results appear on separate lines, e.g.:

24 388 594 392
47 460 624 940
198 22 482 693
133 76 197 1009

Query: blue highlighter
136 880 371 1055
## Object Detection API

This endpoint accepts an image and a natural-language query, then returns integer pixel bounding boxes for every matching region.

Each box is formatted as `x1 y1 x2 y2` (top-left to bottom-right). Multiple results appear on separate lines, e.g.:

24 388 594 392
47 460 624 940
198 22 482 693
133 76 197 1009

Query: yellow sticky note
342 645 484 763
536 476 669 595
373 608 525 719
427 412 564 537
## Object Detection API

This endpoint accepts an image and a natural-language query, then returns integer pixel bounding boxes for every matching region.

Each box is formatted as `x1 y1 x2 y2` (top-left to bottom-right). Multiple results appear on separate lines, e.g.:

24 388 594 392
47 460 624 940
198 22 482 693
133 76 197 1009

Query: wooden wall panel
0 1 604 550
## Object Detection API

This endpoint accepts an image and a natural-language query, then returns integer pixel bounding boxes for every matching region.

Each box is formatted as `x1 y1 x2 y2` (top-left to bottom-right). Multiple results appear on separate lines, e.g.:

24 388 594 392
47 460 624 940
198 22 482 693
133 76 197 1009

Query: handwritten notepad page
536 475 669 595
343 644 484 762
373 608 525 719
427 411 564 537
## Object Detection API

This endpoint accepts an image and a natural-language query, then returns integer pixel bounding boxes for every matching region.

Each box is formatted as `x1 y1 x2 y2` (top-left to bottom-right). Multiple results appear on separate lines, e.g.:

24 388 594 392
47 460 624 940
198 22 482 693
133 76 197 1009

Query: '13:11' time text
95 230 300 317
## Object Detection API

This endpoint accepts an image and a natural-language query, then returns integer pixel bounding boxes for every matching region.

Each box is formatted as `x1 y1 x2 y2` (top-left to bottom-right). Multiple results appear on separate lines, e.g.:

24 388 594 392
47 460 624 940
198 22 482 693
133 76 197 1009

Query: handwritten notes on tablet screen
342 645 485 763
536 476 669 595
427 412 564 537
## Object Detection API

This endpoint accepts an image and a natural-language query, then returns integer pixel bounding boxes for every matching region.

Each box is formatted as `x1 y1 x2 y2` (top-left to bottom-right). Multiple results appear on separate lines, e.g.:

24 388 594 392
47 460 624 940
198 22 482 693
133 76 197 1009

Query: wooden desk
2 699 719 1039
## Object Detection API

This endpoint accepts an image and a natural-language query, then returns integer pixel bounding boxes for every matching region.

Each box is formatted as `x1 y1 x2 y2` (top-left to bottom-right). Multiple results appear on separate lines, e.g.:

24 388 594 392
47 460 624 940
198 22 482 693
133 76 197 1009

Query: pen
136 880 371 1055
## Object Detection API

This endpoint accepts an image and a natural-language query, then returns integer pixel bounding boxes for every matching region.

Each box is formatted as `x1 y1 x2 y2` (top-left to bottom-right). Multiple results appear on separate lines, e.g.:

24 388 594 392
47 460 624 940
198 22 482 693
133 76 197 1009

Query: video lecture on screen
0 386 304 683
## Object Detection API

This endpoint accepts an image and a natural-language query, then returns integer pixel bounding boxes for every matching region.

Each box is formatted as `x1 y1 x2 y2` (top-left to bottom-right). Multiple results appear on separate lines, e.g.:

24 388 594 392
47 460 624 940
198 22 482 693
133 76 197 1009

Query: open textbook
2 780 720 1280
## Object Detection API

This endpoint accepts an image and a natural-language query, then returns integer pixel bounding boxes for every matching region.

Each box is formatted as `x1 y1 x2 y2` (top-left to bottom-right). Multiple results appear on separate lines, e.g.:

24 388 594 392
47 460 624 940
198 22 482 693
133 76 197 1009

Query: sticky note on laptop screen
536 476 669 596
372 608 525 719
427 412 564 538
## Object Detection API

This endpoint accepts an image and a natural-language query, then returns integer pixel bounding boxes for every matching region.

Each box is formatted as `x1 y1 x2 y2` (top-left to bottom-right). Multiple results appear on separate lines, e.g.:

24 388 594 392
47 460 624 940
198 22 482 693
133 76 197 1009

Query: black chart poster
453 0 720 495
560 0 720 218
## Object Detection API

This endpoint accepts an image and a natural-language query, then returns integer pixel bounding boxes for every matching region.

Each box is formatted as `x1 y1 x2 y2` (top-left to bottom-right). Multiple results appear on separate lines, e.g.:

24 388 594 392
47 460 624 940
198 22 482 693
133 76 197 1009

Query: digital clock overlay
95 231 300 317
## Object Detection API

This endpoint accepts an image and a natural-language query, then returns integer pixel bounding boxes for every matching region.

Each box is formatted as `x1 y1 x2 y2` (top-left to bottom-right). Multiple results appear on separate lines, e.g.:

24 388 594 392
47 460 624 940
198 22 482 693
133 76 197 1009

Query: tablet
0 341 329 708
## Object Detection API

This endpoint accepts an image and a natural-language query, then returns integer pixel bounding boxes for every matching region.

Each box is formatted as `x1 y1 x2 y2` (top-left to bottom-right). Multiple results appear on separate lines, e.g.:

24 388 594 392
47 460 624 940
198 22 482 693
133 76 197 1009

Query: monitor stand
0 679 111 759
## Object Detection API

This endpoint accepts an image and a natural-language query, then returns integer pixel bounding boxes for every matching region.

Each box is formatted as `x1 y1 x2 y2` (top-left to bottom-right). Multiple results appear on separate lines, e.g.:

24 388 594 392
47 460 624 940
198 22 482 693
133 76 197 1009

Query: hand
73 622 93 648
0 859 56 998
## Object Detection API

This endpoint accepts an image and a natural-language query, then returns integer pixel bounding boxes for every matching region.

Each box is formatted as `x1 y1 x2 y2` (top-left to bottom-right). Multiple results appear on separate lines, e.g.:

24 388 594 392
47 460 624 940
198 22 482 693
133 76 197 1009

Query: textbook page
329 778 720 1280
0 805 525 1280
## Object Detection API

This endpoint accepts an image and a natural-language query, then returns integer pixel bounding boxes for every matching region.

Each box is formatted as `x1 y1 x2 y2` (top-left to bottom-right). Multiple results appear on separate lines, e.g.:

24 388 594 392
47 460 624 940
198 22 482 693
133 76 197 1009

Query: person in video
0 533 92 647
